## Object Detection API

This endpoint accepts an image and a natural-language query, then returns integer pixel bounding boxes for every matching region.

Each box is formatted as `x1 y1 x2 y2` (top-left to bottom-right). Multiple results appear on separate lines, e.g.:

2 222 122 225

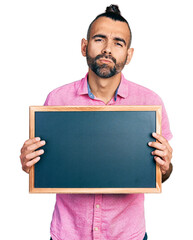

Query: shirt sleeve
44 91 53 106
160 98 173 141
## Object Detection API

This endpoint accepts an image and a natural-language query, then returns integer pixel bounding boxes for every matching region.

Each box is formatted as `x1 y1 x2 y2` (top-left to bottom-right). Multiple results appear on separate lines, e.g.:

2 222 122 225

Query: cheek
87 44 101 57
115 51 128 63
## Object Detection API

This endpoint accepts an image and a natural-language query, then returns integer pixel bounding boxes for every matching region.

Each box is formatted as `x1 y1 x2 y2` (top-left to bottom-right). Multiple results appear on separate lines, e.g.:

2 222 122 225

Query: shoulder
44 79 82 105
122 76 173 140
126 78 158 95
122 77 163 104
49 80 81 96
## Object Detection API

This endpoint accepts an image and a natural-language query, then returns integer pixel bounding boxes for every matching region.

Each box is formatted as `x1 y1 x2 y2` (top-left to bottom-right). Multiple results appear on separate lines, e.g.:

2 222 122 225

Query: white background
0 0 192 239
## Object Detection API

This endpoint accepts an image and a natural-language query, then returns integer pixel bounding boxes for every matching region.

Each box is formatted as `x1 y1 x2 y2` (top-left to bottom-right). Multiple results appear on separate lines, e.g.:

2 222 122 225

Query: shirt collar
77 73 129 100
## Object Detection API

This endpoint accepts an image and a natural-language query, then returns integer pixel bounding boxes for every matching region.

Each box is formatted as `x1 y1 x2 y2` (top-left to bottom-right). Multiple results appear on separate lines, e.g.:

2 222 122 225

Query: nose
101 41 112 55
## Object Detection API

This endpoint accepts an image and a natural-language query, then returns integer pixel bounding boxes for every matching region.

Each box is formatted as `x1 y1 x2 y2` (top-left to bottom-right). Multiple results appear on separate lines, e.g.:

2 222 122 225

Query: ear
81 38 88 57
125 48 134 65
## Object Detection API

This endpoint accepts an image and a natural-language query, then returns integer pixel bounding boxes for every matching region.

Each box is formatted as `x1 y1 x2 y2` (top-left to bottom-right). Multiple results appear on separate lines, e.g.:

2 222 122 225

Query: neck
87 69 121 104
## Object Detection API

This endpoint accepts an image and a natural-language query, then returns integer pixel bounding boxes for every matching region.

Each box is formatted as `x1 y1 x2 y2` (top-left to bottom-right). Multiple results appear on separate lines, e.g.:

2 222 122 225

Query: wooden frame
29 105 162 194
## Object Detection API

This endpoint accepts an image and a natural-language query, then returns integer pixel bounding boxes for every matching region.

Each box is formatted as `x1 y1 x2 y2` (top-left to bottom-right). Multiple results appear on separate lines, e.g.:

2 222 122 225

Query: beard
86 48 127 79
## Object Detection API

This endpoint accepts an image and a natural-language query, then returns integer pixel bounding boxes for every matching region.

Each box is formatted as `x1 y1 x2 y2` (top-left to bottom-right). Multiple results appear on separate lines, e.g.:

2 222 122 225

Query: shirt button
96 204 100 208
94 227 99 231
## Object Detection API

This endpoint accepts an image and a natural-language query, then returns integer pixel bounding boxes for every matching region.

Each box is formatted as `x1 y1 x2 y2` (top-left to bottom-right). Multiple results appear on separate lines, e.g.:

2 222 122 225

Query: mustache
95 54 116 64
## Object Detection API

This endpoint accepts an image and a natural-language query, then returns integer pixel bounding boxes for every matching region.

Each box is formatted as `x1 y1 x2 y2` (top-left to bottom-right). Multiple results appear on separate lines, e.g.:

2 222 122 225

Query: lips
99 58 112 64
95 54 116 64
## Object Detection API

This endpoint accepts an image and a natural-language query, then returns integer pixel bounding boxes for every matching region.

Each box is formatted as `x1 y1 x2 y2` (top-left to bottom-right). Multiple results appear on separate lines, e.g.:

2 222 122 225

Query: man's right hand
20 137 46 173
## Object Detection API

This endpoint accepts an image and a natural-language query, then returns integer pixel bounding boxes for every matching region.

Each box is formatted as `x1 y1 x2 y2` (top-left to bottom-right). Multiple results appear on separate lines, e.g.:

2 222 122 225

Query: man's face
85 17 131 78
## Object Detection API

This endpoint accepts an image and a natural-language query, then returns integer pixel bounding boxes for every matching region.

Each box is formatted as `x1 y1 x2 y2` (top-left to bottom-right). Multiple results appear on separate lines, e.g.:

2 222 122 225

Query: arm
20 137 46 173
148 133 173 183
162 162 173 183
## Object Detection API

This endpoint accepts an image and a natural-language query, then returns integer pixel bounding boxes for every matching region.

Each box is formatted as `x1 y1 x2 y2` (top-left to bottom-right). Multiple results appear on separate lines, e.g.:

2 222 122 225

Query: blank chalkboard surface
29 106 162 193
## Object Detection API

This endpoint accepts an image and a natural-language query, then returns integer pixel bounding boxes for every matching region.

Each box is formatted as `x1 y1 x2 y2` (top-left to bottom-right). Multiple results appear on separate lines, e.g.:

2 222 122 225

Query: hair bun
106 4 121 15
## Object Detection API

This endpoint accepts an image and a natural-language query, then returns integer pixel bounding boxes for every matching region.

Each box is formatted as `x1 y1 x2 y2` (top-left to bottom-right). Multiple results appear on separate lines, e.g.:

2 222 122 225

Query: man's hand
20 137 46 173
148 133 173 181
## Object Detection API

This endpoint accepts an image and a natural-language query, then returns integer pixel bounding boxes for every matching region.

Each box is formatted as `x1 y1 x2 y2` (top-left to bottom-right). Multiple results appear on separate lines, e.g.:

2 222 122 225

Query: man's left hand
148 133 173 175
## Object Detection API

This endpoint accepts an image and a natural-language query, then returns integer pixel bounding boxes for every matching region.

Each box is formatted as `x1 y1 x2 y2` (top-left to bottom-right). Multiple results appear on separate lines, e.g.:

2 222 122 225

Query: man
20 5 173 240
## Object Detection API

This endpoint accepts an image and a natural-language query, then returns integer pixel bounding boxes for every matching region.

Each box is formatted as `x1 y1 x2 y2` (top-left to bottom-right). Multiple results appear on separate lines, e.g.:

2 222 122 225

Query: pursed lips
98 58 113 63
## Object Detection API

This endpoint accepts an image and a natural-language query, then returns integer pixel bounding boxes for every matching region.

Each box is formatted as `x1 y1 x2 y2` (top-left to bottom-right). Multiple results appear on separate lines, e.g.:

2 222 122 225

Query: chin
96 68 116 78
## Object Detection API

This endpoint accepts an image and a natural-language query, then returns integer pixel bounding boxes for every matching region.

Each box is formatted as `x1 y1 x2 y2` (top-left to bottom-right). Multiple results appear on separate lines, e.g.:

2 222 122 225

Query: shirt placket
93 194 102 240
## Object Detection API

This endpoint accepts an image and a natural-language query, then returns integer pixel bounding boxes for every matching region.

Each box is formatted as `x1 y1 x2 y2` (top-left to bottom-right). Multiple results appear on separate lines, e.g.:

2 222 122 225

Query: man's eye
95 39 102 42
116 42 123 47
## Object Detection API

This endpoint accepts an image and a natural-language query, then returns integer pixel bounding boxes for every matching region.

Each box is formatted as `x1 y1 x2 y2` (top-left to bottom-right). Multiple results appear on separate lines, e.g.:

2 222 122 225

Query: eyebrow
92 34 107 39
92 34 126 46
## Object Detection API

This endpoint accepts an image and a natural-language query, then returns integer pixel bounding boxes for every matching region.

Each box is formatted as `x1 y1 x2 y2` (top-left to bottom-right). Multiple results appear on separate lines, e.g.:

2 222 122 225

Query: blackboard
29 106 162 193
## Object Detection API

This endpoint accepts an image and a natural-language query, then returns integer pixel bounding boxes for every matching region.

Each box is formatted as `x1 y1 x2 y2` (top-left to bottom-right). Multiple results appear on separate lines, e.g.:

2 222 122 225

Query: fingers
21 137 45 153
154 156 168 175
151 133 173 152
21 137 40 152
20 137 46 173
148 133 173 158
25 149 44 162
148 141 166 151
26 156 41 168
22 156 41 173
24 137 41 146
148 132 173 175
151 149 169 159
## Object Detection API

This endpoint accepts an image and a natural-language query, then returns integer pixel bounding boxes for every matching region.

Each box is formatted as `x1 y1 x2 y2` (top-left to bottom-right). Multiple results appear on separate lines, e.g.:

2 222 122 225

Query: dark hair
87 4 132 48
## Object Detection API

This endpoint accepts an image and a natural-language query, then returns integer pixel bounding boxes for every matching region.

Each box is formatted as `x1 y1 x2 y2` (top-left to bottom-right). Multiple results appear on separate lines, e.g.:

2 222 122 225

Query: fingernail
148 142 152 146
40 149 44 154
41 140 46 145
152 132 157 137
36 137 41 141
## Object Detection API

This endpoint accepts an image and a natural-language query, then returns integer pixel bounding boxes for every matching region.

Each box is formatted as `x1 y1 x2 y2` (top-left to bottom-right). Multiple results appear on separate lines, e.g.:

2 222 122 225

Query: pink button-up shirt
44 73 172 240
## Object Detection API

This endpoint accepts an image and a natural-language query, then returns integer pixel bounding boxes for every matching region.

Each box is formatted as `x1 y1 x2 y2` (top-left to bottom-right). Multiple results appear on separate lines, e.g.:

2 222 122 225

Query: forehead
90 17 130 43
